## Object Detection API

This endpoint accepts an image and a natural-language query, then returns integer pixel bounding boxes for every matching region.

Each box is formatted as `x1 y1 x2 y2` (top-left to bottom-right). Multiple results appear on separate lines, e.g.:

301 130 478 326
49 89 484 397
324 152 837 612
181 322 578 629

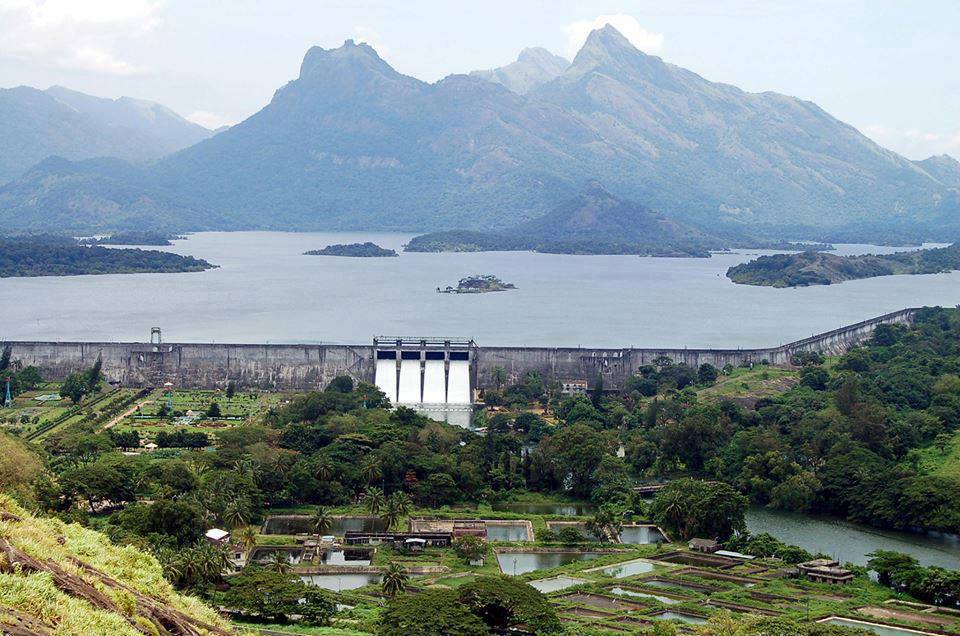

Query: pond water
322 550 371 566
247 546 305 564
746 508 960 569
3 232 956 348
642 579 706 592
821 617 935 635
492 502 598 516
301 573 381 591
619 525 666 545
610 587 681 604
529 576 591 593
595 558 657 578
262 515 386 536
496 551 603 575
485 522 532 542
652 611 709 625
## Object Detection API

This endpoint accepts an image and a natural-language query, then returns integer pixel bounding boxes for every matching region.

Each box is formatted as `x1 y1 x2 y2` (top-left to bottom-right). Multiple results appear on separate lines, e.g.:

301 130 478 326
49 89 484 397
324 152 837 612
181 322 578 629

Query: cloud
186 111 238 130
0 0 163 76
863 124 960 160
564 14 664 58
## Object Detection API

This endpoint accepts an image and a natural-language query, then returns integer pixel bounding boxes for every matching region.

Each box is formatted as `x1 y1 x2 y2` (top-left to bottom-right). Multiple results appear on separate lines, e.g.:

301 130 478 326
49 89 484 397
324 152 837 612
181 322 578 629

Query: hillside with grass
0 495 233 635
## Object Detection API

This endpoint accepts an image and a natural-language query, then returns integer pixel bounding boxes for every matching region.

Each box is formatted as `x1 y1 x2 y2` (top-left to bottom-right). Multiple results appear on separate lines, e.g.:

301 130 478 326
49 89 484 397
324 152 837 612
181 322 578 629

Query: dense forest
728 243 960 287
0 235 214 277
303 242 398 257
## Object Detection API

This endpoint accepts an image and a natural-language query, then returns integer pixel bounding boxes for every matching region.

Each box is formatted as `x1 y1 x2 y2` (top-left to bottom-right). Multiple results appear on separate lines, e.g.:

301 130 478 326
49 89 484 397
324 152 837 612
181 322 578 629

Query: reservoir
746 508 960 569
1 232 956 347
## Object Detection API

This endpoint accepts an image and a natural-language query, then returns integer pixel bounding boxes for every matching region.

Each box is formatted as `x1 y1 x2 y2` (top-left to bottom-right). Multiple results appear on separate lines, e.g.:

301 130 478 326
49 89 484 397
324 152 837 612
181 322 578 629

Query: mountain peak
580 24 638 56
469 47 568 94
298 39 395 81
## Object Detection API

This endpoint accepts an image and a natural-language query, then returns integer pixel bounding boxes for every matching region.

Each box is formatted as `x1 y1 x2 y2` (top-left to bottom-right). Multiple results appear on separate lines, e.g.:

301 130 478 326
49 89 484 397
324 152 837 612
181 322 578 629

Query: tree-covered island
728 243 960 287
0 235 215 277
303 241 398 257
78 231 184 246
439 274 516 293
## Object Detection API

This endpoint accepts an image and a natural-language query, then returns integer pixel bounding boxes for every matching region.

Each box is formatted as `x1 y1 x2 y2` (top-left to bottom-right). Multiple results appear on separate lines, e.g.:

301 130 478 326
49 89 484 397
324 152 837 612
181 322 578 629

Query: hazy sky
1 0 957 159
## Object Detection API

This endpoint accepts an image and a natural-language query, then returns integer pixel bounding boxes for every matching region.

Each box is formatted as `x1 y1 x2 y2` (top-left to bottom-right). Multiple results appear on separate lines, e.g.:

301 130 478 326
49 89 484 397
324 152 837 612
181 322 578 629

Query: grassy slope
0 495 231 635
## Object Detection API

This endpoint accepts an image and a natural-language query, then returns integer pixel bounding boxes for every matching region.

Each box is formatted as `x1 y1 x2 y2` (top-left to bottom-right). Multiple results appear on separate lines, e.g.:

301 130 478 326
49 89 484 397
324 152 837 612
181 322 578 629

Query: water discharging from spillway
447 360 470 404
398 358 422 403
422 360 446 403
373 343 473 428
374 358 397 404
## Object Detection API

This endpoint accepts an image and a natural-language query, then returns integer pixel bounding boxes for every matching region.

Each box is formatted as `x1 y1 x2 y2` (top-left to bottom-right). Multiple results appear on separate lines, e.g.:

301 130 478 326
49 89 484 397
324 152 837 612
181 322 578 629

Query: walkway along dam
2 307 921 404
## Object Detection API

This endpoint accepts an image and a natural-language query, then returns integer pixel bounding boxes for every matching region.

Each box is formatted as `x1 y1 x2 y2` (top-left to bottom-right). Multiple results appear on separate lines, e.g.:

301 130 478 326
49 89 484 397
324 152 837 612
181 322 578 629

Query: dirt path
103 400 153 430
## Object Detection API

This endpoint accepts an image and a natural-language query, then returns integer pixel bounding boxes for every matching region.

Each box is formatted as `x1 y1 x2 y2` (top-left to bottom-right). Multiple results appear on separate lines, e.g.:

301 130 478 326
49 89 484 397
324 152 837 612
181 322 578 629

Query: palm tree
361 458 382 485
314 457 334 483
236 526 258 558
311 506 333 555
222 501 249 530
362 487 386 516
381 502 401 531
381 561 408 598
266 550 291 574
388 491 412 517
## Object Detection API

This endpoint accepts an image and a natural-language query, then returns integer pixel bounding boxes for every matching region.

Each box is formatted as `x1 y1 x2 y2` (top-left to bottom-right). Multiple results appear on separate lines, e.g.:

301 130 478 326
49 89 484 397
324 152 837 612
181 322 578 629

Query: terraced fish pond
610 586 682 604
492 502 598 516
262 515 386 535
592 558 658 578
496 551 603 575
529 576 591 593
485 521 533 541
300 573 381 591
819 617 938 635
650 610 709 625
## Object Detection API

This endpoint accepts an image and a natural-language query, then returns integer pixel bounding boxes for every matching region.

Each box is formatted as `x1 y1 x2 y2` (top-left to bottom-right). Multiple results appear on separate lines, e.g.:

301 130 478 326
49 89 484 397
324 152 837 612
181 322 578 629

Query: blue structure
3 376 11 408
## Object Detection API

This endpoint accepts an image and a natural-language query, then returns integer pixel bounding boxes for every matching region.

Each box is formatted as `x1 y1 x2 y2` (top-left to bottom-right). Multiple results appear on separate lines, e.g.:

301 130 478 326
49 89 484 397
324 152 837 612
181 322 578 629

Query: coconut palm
236 526 258 556
314 457 334 482
222 501 249 530
266 550 291 574
362 487 386 516
381 502 401 531
388 491 412 517
361 458 382 485
381 561 408 598
311 506 333 555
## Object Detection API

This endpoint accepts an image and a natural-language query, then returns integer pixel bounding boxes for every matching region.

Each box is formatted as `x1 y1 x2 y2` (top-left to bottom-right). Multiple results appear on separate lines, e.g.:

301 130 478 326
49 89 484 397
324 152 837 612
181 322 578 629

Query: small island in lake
0 235 215 278
439 274 516 293
78 231 184 246
727 243 960 287
304 242 398 257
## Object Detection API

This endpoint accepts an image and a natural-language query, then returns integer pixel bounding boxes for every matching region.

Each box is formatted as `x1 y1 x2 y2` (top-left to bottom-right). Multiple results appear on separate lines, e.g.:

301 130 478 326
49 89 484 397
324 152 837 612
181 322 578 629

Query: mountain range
0 86 213 185
0 25 957 241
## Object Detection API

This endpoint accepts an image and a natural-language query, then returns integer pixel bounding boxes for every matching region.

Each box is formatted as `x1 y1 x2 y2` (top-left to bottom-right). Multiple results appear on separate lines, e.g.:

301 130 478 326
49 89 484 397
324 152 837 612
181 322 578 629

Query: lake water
746 508 960 569
301 573 380 591
2 232 956 347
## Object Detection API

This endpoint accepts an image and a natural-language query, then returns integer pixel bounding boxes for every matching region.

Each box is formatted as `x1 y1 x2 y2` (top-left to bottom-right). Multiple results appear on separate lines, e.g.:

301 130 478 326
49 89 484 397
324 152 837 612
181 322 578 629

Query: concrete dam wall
4 307 920 394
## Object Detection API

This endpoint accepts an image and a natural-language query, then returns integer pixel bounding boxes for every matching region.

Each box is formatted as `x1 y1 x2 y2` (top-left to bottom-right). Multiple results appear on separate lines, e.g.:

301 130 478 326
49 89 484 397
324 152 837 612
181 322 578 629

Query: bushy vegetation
304 242 398 257
728 243 960 287
0 235 214 277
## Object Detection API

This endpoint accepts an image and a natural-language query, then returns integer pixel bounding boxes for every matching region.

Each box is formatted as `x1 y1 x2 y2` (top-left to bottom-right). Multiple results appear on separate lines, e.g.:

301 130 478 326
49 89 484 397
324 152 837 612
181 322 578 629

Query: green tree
362 487 386 515
453 535 488 563
60 372 88 404
649 479 748 541
459 576 562 634
698 363 719 384
225 380 236 398
206 401 222 418
85 356 103 393
381 561 409 598
379 588 487 636
220 567 334 625
326 375 354 393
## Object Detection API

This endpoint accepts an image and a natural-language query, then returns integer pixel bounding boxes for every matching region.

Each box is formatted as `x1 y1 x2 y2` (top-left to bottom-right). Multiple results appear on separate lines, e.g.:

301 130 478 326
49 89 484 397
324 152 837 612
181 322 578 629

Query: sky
0 0 957 160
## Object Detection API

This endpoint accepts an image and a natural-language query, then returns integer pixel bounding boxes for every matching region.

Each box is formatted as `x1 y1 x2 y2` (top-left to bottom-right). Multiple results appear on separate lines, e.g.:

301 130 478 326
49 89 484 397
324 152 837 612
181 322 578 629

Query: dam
1 307 921 400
